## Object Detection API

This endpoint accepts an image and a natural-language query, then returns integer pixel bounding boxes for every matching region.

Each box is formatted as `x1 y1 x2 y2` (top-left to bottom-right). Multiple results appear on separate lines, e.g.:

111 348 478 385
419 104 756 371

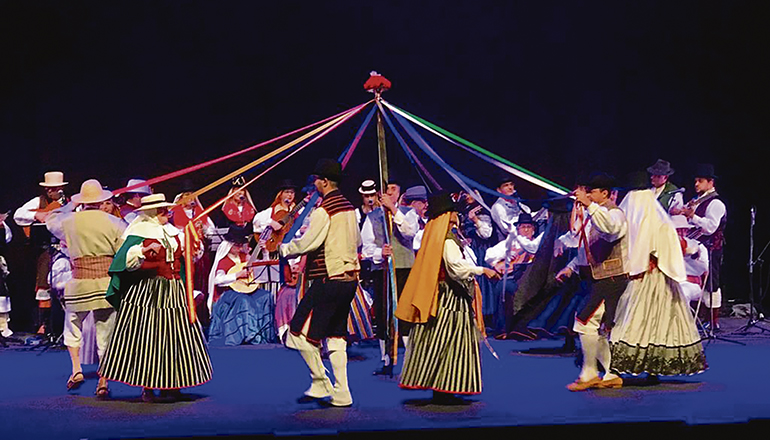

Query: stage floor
3 317 770 439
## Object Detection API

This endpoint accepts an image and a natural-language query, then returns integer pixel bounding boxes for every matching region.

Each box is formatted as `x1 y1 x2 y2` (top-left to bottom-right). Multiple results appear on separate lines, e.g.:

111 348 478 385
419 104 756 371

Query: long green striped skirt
399 280 482 395
99 276 212 389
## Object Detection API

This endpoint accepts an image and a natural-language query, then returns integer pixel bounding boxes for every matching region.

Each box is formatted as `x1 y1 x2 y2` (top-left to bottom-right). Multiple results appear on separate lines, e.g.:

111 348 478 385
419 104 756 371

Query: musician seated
484 213 543 338
672 215 709 305
207 224 276 346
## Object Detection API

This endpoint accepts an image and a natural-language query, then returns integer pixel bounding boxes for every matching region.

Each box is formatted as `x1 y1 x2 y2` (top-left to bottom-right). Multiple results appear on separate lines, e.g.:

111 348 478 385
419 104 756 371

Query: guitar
227 260 282 293
263 192 311 253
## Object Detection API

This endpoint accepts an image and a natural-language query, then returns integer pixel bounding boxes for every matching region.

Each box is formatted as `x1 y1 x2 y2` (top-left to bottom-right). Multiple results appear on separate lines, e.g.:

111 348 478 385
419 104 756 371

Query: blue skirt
209 289 276 346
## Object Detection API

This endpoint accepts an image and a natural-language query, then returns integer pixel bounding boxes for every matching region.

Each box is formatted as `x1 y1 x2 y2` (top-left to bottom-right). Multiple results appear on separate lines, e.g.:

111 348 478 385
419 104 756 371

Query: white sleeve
485 240 507 265
279 208 330 258
444 239 484 281
125 244 146 271
360 215 383 263
213 269 237 287
515 232 543 254
691 199 725 236
253 207 272 234
491 202 513 236
3 221 12 243
50 258 72 291
668 192 684 213
475 214 493 239
413 229 424 251
395 209 417 238
558 230 580 248
587 203 626 240
14 197 40 227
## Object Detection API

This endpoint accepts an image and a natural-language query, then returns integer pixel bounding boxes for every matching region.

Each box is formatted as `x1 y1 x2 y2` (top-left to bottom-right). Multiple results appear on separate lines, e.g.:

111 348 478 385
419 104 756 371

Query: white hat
125 179 153 195
71 179 113 205
135 193 175 211
39 171 68 187
358 179 377 195
671 215 693 229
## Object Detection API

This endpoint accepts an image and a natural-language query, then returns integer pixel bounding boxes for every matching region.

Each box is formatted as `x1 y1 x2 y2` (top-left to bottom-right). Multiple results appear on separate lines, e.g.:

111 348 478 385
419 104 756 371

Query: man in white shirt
555 173 628 391
490 175 532 242
680 163 726 330
0 212 13 338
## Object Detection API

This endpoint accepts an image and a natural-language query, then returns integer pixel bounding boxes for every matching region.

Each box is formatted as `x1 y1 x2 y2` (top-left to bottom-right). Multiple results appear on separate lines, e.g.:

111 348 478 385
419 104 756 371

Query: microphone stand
735 206 770 334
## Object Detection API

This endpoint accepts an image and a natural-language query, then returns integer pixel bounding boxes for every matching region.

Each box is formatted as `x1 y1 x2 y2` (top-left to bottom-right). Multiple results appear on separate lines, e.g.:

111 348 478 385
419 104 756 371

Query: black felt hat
514 212 535 226
180 178 197 193
313 159 343 183
224 223 253 244
694 163 718 179
276 179 297 192
646 159 675 176
426 191 457 220
495 173 515 189
585 172 617 192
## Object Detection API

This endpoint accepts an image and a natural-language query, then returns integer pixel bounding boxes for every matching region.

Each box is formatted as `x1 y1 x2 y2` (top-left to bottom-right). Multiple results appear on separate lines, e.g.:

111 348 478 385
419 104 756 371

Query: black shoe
297 395 326 404
373 364 393 377
431 391 470 406
644 375 661 385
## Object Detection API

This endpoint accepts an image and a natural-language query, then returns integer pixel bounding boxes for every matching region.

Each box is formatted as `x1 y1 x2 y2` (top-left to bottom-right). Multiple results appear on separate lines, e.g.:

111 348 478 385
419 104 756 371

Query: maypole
365 72 400 370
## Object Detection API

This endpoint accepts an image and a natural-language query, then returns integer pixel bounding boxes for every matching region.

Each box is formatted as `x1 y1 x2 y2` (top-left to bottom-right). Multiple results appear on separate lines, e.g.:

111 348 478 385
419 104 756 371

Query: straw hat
358 180 377 195
135 193 175 211
71 179 113 205
39 171 68 187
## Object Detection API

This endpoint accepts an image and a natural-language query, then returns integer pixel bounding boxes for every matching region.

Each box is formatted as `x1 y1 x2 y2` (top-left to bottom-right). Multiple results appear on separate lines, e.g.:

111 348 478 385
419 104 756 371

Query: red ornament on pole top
364 71 391 95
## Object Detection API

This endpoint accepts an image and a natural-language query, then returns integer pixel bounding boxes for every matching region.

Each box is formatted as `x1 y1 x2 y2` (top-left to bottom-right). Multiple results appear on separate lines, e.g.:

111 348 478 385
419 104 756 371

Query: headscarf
207 240 234 313
619 189 686 282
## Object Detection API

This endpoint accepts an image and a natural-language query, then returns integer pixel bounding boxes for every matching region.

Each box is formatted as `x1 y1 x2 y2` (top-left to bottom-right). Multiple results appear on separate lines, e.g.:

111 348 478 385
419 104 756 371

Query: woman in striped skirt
396 192 499 403
99 194 212 402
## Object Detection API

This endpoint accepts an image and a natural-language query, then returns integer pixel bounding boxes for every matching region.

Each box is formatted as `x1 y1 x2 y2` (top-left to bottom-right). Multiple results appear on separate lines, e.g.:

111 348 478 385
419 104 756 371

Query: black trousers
289 278 357 345
372 268 412 340
575 273 628 329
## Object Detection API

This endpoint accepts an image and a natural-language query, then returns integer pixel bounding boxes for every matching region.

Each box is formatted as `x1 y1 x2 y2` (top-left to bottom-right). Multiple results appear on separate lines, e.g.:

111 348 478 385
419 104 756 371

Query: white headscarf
207 240 234 313
123 212 182 263
620 189 686 282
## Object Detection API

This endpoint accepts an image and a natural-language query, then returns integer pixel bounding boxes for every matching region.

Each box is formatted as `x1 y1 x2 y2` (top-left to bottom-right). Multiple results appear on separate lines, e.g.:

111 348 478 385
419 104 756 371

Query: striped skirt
99 276 212 389
399 281 482 395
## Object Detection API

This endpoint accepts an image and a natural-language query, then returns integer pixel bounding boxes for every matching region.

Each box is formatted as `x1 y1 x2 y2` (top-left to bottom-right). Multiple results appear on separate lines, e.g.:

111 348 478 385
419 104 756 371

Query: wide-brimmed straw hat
135 193 176 211
39 171 68 187
71 179 113 205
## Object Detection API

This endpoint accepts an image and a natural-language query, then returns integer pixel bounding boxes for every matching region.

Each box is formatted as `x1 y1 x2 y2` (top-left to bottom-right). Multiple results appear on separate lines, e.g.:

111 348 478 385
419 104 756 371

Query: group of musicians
0 157 726 403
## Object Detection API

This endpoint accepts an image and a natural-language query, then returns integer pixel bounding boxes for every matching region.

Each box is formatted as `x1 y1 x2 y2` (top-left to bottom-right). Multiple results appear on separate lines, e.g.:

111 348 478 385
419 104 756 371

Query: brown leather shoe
597 377 623 389
566 376 602 392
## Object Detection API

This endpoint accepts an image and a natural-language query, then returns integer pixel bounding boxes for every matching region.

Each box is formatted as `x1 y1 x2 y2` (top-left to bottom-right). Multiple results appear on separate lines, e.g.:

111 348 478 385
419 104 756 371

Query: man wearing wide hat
279 158 361 407
647 159 684 213
46 179 126 397
119 178 153 224
355 179 379 229
555 172 628 391
361 178 419 376
15 171 70 335
682 163 726 330
490 174 533 242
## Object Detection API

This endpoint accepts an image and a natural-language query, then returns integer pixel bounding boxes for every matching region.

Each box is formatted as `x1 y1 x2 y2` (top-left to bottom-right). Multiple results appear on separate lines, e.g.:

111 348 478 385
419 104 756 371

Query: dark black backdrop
1 1 768 330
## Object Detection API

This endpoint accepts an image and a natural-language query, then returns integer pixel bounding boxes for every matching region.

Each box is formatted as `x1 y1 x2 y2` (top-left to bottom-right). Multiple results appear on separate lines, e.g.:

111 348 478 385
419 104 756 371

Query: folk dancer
647 159 684 213
676 164 726 331
361 180 419 376
118 179 152 224
99 193 212 403
279 159 361 407
609 183 707 379
0 212 12 338
555 173 628 391
356 179 380 294
14 171 69 335
46 179 126 397
222 176 256 227
485 212 543 338
396 192 499 403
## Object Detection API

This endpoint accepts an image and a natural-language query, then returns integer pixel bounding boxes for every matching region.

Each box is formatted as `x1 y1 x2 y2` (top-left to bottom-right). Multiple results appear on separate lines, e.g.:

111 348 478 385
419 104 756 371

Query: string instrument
682 191 719 241
263 193 310 253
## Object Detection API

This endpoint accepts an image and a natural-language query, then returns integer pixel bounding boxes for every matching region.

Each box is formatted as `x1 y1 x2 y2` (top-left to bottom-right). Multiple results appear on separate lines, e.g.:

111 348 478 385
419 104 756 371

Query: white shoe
0 328 11 338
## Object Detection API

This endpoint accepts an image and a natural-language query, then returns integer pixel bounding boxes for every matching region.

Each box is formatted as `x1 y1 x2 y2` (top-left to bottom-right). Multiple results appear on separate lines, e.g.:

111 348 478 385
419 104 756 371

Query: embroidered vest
586 202 626 280
369 206 415 269
694 193 726 251
306 190 355 279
